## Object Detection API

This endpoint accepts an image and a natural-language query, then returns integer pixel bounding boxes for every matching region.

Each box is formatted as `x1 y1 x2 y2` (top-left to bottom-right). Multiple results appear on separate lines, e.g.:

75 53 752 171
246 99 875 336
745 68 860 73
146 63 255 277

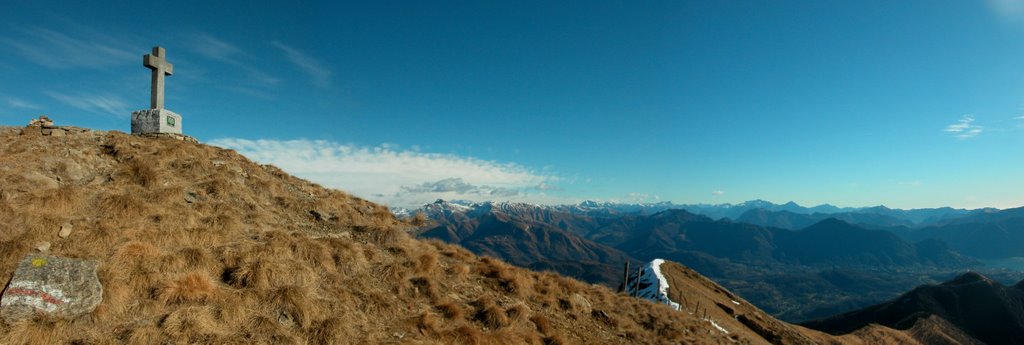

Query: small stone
23 172 59 190
28 115 54 127
50 129 66 137
62 161 85 182
184 191 198 203
572 293 593 315
19 126 42 136
59 224 73 238
0 254 103 322
35 242 51 252
310 210 337 222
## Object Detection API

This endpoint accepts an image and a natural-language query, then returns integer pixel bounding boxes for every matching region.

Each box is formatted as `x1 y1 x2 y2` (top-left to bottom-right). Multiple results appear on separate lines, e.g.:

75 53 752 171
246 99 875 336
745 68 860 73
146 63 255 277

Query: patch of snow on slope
636 259 681 311
705 318 729 334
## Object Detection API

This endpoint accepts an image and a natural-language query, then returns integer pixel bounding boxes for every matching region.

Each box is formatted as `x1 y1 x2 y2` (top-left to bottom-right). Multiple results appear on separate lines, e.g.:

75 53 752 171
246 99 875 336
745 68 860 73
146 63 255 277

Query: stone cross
143 46 174 109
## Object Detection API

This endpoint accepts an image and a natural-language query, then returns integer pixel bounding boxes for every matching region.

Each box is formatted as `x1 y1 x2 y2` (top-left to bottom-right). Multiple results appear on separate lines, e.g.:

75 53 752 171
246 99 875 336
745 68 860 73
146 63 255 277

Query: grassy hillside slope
0 125 739 344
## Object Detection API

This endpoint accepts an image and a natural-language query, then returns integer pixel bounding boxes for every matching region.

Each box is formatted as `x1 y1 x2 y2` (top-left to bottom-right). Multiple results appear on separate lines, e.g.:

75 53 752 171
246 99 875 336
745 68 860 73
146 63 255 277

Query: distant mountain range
804 271 1024 345
396 198 991 227
897 207 1024 259
411 200 978 273
413 200 636 284
589 210 974 268
401 199 1024 322
736 209 915 229
721 205 1024 260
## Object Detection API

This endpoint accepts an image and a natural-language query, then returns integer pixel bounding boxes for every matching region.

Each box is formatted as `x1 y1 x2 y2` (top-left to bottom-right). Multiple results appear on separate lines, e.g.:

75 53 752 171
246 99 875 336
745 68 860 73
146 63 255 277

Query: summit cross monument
144 46 173 109
131 46 183 135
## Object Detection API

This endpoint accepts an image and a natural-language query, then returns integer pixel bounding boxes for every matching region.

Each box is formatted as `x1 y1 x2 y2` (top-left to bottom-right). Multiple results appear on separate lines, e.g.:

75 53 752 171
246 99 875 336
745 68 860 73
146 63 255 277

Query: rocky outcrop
1 254 103 322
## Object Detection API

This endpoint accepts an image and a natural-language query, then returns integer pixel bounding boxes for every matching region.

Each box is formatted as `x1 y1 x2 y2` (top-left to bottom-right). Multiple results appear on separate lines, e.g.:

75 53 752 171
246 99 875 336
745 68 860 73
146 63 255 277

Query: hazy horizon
394 197 1008 212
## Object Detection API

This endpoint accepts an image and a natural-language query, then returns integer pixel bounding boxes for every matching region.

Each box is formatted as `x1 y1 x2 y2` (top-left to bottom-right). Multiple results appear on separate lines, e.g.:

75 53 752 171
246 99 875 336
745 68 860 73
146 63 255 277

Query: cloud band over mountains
209 138 561 207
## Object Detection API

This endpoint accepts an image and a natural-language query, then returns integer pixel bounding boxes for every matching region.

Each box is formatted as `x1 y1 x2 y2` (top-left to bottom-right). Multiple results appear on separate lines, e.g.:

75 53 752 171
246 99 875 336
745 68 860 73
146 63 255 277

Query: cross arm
143 55 173 75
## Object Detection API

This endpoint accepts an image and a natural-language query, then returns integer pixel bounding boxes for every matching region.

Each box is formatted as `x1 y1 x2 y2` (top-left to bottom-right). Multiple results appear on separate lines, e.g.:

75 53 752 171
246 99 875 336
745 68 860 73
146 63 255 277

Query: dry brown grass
472 296 510 329
0 128 744 345
119 158 158 188
415 250 439 275
506 303 531 323
157 272 217 304
531 315 553 335
160 305 229 340
477 256 534 298
450 323 482 345
408 212 429 227
435 298 466 320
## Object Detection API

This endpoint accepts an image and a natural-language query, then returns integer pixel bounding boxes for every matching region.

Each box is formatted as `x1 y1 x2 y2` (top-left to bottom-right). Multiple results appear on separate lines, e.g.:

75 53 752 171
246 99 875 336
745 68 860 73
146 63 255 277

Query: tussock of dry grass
472 296 510 329
506 302 531 323
0 128 736 344
119 158 158 188
435 298 465 320
531 315 554 335
157 272 217 304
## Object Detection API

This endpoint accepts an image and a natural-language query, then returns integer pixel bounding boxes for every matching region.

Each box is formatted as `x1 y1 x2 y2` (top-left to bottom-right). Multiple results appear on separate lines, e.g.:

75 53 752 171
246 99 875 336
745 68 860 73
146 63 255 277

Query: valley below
403 199 1024 323
702 263 1024 322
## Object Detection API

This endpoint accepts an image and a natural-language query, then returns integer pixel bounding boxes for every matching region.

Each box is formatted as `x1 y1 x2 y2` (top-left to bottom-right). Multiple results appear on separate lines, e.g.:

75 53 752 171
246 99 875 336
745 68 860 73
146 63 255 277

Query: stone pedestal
131 108 182 135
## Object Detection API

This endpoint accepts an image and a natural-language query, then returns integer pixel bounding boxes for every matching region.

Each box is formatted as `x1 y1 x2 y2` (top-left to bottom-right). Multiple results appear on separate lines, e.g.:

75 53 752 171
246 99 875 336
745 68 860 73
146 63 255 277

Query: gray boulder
1 254 103 323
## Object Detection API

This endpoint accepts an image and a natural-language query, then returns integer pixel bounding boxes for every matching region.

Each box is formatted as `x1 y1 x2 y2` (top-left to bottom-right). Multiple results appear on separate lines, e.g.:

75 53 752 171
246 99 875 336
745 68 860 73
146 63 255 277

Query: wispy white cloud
899 181 922 187
46 91 130 117
401 177 520 197
620 192 660 203
271 41 332 87
5 97 40 109
1 27 135 69
1015 115 1024 120
535 182 561 191
208 138 561 207
987 0 1024 21
711 190 725 196
944 115 984 139
188 34 279 86
191 34 241 62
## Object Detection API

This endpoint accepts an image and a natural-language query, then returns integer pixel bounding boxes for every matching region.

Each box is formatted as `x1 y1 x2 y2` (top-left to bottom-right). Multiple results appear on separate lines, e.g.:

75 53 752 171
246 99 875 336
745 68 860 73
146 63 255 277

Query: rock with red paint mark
0 254 103 323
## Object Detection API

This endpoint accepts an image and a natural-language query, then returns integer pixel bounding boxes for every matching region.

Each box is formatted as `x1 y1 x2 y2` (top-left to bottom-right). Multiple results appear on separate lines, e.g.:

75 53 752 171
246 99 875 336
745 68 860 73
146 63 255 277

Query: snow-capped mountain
394 198 987 226
393 199 539 218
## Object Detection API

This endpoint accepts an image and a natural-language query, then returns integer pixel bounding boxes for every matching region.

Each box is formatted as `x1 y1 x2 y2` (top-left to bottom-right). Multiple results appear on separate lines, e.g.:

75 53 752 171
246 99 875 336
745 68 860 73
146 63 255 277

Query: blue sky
2 1 1023 209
